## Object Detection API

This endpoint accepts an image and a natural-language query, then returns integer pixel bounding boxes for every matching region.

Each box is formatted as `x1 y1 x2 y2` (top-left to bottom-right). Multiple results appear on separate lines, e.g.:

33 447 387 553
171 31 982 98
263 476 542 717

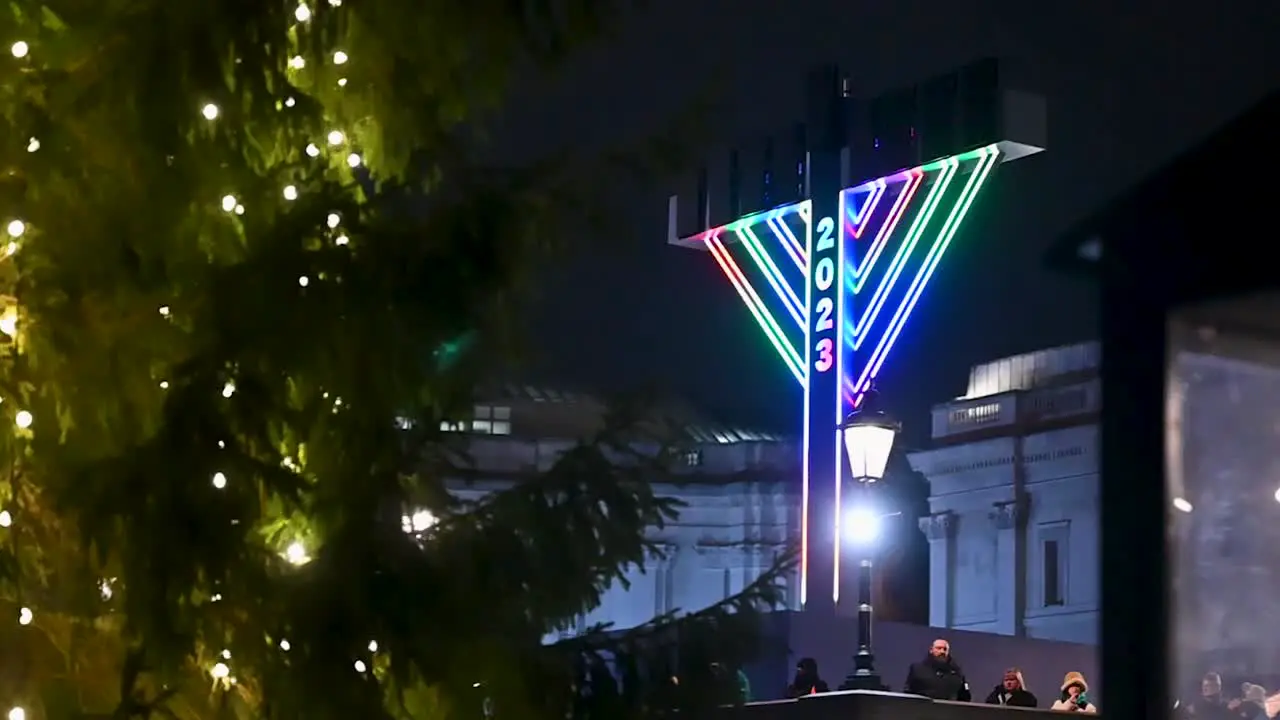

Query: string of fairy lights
1 4 442 715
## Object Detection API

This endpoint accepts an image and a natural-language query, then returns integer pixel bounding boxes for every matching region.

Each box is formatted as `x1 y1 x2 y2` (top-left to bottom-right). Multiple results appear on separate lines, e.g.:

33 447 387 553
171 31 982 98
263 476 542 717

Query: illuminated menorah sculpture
667 60 1045 614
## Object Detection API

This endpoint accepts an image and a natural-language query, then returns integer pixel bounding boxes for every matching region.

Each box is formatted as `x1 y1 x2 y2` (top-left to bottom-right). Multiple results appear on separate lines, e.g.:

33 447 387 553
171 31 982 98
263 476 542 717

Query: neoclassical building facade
440 386 802 638
908 342 1101 644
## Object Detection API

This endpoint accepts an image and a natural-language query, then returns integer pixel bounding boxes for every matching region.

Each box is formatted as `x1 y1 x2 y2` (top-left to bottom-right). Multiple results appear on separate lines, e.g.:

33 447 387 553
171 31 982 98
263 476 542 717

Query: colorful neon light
847 170 923 294
851 144 1001 405
703 230 805 383
850 156 959 346
735 223 805 328
766 212 807 274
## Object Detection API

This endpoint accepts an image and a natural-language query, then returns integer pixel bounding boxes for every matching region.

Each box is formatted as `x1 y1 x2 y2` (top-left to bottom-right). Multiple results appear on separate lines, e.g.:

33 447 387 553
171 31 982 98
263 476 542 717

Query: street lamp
838 392 900 692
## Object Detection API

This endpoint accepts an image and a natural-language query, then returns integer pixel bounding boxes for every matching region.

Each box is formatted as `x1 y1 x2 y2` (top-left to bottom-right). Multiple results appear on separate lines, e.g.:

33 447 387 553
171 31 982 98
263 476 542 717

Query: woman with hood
985 668 1038 707
1051 672 1098 713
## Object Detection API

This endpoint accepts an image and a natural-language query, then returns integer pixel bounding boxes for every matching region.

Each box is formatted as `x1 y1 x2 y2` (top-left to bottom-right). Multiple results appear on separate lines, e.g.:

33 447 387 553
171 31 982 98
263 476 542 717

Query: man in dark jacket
984 668 1038 708
904 639 971 701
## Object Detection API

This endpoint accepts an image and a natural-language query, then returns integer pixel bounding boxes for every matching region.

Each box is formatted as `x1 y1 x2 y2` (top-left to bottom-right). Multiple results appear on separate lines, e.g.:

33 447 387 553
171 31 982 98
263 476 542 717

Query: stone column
919 512 957 628
989 499 1028 636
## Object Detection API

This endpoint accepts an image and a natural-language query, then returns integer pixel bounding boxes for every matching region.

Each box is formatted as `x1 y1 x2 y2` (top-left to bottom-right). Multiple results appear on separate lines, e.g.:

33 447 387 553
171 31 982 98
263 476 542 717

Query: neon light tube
831 187 848 605
857 146 1001 397
851 158 959 348
704 232 805 383
843 180 885 241
736 224 805 328
847 170 923 296
767 213 807 274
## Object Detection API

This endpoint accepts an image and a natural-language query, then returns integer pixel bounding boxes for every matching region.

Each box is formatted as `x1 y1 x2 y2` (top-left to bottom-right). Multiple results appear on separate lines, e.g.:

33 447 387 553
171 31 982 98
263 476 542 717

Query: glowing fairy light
8 707 25 720
335 235 349 246
211 662 230 679
288 56 305 70
284 542 310 565
368 640 378 652
326 130 344 146
305 143 320 157
222 382 236 398
294 4 311 21
0 307 17 336
18 607 32 625
10 41 28 58
14 410 32 429
298 276 309 287
221 195 237 212
6 220 24 238
279 639 291 651
159 305 170 317
285 97 296 108
0 510 11 527
25 138 38 152
212 472 227 489
346 153 362 168
326 213 341 229
283 185 298 201
354 660 367 673
201 103 219 120
333 51 348 65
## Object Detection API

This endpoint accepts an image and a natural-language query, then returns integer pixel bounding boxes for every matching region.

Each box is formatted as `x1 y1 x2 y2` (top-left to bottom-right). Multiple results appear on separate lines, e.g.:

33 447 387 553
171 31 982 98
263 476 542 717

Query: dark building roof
1049 87 1280 297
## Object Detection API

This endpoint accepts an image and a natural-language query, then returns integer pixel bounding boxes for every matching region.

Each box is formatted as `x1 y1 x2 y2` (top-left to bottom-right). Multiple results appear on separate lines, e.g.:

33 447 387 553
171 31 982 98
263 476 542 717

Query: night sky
499 0 1280 442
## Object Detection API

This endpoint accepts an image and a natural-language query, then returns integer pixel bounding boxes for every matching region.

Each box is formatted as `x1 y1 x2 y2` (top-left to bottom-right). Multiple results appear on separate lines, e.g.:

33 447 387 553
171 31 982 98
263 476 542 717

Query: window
683 449 703 467
1040 522 1069 607
468 406 512 435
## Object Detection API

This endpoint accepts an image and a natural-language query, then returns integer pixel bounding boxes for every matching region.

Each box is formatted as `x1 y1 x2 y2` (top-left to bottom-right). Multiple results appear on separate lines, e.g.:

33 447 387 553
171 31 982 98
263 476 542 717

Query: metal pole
841 483 885 691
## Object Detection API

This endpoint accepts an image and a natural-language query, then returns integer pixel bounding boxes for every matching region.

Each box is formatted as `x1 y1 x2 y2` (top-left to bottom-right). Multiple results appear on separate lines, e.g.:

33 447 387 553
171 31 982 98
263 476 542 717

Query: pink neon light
843 181 885 241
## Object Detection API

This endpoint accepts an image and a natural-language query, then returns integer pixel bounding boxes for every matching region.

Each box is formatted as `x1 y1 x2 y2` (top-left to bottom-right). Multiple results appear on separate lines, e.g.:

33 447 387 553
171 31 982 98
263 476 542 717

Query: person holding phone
1051 672 1097 713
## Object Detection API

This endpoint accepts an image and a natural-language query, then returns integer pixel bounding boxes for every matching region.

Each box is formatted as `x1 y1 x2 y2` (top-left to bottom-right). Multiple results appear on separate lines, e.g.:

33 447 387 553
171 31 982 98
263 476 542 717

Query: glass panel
1169 291 1280 717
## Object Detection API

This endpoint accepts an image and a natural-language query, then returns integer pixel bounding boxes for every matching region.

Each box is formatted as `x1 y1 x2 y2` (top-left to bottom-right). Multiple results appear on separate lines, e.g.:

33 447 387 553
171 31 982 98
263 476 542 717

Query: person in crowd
708 662 751 704
786 657 829 697
903 638 971 701
1190 672 1238 720
985 668 1038 708
1236 684 1268 720
1051 672 1097 713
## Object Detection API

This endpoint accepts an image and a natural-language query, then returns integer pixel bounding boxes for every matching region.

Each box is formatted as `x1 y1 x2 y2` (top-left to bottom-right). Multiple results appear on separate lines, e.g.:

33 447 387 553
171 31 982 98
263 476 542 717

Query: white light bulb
326 130 344 146
4 242 16 256
328 0 341 5
6 220 25 238
235 204 245 215
158 305 170 317
367 640 378 652
298 275 309 287
14 410 32 429
0 310 17 337
280 639 291 651
289 55 305 70
333 51 348 65
335 235 349 246
221 195 237 212
346 152 362 168
212 471 227 489
410 510 435 532
25 137 38 152
222 382 236 398
354 660 367 673
327 213 341 229
283 185 298 201
159 381 169 389
222 649 231 659
18 607 32 625
211 662 230 679
201 103 219 120
99 579 113 599
337 77 347 87
1172 497 1193 513
294 4 311 21
8 707 25 720
284 541 309 565
305 143 320 157
285 96 297 108
0 510 10 527
10 41 28 58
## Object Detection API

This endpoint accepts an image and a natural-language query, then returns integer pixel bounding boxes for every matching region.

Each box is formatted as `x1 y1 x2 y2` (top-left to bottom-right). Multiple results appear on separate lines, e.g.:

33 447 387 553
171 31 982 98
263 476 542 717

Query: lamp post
838 392 900 692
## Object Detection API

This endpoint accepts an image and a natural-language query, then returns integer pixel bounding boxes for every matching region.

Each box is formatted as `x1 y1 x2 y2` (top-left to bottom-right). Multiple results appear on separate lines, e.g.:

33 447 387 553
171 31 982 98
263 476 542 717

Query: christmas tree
0 2 792 717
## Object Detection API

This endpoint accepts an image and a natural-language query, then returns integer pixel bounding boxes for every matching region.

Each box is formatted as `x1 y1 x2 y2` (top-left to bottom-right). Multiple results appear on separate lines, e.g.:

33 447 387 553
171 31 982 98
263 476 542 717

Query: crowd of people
1175 672 1280 720
786 637 1099 712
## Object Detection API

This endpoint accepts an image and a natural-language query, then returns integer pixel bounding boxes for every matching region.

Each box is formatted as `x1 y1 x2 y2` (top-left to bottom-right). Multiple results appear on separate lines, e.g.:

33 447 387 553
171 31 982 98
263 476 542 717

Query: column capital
989 498 1029 531
918 512 956 541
